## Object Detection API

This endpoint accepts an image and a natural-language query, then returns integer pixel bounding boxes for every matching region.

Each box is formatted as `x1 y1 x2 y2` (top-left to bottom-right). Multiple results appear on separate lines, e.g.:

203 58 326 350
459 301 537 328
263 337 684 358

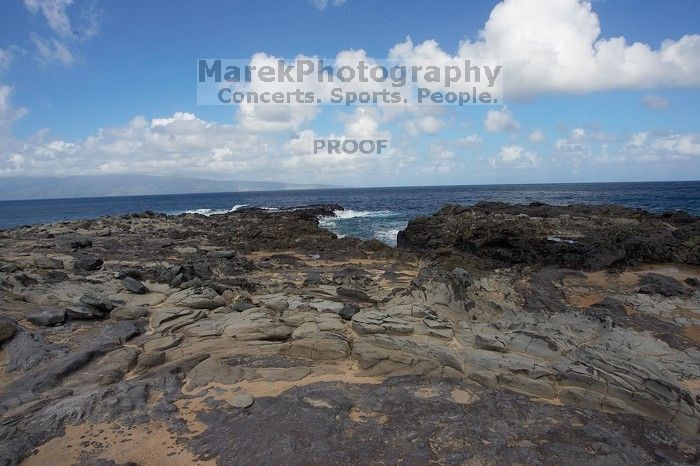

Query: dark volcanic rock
66 305 105 320
206 250 236 259
0 261 19 273
74 256 104 271
231 300 255 312
0 318 16 343
121 276 149 294
27 308 66 326
42 270 69 283
336 287 373 302
80 293 115 312
639 273 693 297
34 256 64 270
70 238 93 249
338 303 360 320
190 377 697 465
397 202 700 271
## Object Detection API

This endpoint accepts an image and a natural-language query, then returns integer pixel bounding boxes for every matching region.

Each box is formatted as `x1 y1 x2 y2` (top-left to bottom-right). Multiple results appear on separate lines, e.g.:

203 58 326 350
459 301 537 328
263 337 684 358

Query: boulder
27 309 66 326
0 319 16 343
79 293 114 312
112 305 148 321
638 273 692 297
339 303 360 321
228 393 255 408
70 238 92 249
121 276 149 294
34 257 64 270
74 256 104 271
66 305 104 320
42 270 69 283
231 300 255 312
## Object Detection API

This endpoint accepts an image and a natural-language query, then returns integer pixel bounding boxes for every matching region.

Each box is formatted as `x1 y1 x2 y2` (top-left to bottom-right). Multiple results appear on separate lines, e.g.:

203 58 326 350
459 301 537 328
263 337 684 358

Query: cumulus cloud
0 112 271 176
489 145 538 168
426 144 460 174
625 131 648 149
404 115 444 136
388 0 700 98
0 111 400 183
650 134 700 157
555 129 589 156
582 131 699 164
343 107 390 138
642 94 670 110
528 128 546 144
554 127 615 158
484 106 519 132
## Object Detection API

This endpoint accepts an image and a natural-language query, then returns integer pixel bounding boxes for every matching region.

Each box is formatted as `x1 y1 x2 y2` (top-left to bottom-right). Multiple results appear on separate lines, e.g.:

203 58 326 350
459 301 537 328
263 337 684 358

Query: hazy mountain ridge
0 175 342 201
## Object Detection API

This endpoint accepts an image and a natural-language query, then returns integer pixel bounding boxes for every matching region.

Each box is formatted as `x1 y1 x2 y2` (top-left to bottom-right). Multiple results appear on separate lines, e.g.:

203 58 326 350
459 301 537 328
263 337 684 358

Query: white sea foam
182 204 249 216
331 209 394 219
373 227 401 245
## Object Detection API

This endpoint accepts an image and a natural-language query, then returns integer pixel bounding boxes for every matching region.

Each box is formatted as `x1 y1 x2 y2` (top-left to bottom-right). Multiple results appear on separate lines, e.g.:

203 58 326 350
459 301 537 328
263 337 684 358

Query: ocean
1 181 698 246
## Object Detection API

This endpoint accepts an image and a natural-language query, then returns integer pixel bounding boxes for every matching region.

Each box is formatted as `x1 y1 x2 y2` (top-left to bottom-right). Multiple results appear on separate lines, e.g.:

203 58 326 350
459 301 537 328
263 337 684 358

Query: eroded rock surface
0 203 698 465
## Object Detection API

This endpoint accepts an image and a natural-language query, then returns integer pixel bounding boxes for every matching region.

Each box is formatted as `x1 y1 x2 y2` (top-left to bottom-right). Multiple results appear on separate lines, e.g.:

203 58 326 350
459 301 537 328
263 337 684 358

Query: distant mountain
0 175 343 201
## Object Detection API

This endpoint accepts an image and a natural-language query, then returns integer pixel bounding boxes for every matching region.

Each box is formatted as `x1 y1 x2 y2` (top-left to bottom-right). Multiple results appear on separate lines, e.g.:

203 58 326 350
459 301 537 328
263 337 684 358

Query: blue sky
0 0 699 187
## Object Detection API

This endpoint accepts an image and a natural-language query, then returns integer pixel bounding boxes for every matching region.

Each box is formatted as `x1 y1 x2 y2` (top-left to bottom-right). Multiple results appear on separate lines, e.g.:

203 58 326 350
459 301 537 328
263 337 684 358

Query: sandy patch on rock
23 421 213 466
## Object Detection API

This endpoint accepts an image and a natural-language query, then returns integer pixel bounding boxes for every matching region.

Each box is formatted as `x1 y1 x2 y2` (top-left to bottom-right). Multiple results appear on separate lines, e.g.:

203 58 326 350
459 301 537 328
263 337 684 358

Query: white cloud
343 107 389 138
24 0 100 40
651 134 700 157
484 105 519 132
404 115 444 136
24 0 74 38
311 0 346 10
555 133 588 156
489 144 538 168
30 33 75 66
427 144 460 174
625 132 648 149
388 0 700 98
24 0 101 66
0 110 398 183
528 128 546 144
456 134 482 147
642 94 670 110
590 131 699 163
0 49 12 72
0 112 272 176
0 86 28 131
570 128 586 142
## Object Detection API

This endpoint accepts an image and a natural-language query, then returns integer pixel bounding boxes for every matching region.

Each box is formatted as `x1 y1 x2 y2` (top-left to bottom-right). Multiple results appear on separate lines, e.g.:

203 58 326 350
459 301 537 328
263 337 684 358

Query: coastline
0 202 698 464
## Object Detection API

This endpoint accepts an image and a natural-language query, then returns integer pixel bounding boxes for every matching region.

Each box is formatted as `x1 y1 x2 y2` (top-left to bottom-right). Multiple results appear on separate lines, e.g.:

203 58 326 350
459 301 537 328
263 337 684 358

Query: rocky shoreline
0 202 698 465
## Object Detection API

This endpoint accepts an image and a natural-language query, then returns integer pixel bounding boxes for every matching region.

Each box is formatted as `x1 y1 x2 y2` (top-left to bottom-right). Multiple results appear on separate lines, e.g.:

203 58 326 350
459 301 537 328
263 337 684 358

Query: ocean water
1 181 698 246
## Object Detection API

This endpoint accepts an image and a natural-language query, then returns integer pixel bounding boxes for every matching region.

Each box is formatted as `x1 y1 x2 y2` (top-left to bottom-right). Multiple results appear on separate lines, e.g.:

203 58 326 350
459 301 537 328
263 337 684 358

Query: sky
0 0 699 187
